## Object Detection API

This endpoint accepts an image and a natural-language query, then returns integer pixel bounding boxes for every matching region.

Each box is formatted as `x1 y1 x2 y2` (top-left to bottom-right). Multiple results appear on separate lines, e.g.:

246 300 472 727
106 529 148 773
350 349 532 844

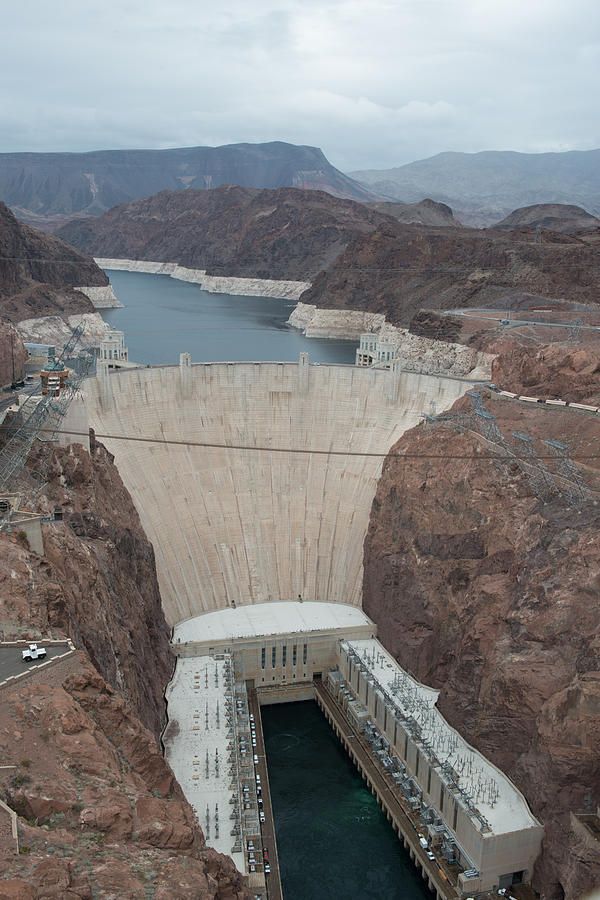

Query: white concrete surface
85 361 477 624
175 601 372 643
96 258 310 300
74 284 123 308
345 639 540 835
164 655 245 870
16 313 109 350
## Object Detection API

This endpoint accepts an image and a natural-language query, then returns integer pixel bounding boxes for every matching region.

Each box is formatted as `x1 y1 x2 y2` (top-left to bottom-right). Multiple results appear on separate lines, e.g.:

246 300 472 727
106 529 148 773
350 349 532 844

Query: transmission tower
568 318 582 344
512 431 557 502
534 224 542 244
544 439 591 505
0 327 93 503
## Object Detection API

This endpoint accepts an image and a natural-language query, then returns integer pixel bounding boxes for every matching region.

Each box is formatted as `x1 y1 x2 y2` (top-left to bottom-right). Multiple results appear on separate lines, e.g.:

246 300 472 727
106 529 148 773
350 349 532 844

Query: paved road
248 688 283 900
441 309 600 332
0 644 70 682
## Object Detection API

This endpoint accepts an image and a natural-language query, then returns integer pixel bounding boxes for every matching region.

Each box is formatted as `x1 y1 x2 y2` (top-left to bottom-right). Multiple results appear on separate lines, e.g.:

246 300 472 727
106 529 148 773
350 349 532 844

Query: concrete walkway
248 688 283 900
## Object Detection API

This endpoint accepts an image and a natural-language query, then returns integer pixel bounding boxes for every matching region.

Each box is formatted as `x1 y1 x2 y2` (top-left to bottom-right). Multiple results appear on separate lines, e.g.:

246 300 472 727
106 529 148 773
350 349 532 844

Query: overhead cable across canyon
3 256 600 272
3 423 600 461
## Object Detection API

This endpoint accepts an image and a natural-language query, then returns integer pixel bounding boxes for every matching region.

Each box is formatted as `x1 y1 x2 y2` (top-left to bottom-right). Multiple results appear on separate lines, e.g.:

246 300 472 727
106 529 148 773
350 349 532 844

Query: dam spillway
86 359 474 625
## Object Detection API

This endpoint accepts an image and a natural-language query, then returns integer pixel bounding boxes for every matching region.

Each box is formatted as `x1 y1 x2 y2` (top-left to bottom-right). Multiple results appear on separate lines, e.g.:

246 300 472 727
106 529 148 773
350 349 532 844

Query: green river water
262 701 432 900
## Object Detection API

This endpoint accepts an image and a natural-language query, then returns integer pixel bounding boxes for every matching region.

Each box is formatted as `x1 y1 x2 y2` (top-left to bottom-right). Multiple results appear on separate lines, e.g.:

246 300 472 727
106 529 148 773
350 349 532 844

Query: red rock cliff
2 436 172 737
0 435 250 897
0 656 248 898
363 391 600 899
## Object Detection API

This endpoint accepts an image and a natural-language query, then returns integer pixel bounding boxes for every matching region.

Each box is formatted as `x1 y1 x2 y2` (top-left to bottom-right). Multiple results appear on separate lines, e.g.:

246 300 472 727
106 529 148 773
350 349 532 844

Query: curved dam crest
86 361 475 625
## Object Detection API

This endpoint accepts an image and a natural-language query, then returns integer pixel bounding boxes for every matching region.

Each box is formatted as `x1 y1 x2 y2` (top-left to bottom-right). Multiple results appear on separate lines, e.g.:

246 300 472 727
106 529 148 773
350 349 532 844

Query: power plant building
335 639 544 894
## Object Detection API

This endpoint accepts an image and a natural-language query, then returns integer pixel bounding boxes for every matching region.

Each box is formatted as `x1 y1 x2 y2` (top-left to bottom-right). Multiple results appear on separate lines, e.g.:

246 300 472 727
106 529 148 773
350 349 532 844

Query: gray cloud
2 0 599 169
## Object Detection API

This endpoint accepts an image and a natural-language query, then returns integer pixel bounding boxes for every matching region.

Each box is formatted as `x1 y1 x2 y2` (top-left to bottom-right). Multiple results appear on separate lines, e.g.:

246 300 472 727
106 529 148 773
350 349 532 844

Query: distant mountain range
350 149 600 225
0 142 374 230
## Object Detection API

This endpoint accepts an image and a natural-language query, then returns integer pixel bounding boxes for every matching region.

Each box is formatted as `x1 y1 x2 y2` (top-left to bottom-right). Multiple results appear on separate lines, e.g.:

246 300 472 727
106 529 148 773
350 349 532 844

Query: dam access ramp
86 359 475 624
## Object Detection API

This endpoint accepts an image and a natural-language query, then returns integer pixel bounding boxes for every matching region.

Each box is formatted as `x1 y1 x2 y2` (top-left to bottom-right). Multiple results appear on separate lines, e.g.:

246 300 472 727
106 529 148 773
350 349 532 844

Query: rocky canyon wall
362 390 600 899
0 434 249 897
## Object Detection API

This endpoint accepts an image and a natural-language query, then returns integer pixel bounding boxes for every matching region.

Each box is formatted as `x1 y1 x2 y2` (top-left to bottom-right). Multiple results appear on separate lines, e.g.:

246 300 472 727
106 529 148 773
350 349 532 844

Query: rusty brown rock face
0 436 250 897
0 200 106 323
0 658 249 898
363 387 600 899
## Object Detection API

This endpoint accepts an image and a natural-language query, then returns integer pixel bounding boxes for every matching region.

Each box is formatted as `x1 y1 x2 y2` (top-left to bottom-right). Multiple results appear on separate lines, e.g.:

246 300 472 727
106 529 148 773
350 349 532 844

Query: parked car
22 643 46 662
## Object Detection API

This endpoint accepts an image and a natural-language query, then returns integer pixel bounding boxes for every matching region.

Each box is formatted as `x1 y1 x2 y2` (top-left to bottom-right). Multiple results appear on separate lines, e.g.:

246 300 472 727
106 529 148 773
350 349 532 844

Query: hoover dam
86 356 474 625
83 355 545 897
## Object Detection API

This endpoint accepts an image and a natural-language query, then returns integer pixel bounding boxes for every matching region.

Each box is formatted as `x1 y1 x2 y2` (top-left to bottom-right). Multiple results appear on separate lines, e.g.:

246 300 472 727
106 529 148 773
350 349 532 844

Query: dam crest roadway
86 355 478 624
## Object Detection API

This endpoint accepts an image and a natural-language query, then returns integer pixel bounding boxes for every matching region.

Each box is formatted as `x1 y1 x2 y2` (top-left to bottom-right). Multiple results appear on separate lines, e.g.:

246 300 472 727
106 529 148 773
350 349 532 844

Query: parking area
0 643 71 683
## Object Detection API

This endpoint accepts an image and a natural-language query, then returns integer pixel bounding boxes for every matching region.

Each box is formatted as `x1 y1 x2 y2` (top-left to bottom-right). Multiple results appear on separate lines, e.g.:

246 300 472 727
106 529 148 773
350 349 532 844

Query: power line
1 422 600 463
2 256 600 274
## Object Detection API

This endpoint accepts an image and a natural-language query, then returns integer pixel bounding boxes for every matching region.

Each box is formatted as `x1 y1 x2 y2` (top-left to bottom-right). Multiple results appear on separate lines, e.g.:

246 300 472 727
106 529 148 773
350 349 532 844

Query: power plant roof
174 601 374 643
345 638 541 836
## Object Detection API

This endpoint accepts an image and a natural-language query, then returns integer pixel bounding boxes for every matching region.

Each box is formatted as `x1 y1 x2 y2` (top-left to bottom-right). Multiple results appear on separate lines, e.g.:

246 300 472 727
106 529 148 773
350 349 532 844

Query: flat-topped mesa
85 360 481 625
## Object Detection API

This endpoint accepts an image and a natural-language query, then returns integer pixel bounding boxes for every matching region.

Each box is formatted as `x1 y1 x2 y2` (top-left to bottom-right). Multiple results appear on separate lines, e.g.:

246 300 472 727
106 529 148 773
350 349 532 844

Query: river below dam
100 269 427 900
262 701 432 900
100 269 356 365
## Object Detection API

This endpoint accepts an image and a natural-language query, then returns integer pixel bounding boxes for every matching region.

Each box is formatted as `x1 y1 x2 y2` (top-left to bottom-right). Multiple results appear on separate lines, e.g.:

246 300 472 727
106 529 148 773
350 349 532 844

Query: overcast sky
3 0 599 171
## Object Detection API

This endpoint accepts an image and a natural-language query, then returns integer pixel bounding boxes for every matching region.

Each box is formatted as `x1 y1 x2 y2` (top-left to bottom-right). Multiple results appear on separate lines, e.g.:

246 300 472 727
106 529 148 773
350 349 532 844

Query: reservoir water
262 702 432 900
100 269 356 365
100 270 425 899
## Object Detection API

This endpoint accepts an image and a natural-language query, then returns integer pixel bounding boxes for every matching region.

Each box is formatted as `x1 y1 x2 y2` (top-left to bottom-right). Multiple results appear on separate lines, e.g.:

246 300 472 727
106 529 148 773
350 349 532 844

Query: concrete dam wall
86 361 474 625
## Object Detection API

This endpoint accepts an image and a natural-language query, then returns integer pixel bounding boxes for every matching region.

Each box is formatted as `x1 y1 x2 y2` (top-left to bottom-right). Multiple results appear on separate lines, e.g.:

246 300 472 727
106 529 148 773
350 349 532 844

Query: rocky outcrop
73 284 122 308
0 434 250 896
492 203 600 234
0 322 26 387
365 198 460 227
301 222 600 326
95 258 310 300
0 658 249 898
1 437 172 737
288 301 385 337
15 312 109 351
0 201 108 324
363 378 600 899
57 185 392 281
491 343 600 402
